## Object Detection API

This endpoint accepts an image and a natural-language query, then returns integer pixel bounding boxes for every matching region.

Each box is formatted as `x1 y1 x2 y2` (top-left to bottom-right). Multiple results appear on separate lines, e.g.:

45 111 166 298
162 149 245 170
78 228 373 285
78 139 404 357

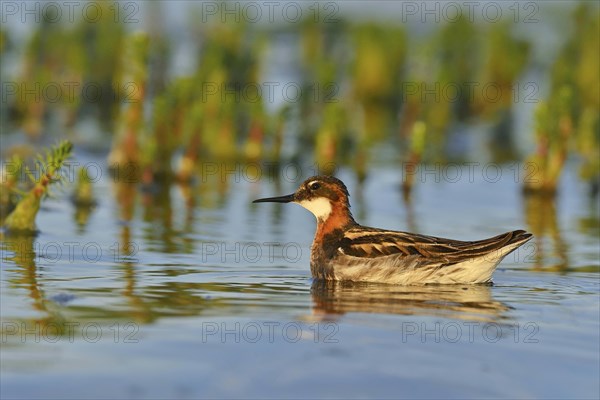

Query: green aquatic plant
315 102 347 174
266 105 290 164
150 83 185 180
399 38 451 162
523 87 573 195
523 5 599 195
14 24 53 139
3 1 125 138
551 4 599 112
552 5 600 193
401 121 427 198
176 98 203 182
436 16 480 120
243 100 267 161
108 32 150 172
350 23 406 143
3 141 73 233
351 23 406 105
475 22 530 117
297 20 347 146
9 4 117 137
76 1 126 130
162 17 269 171
0 154 23 216
71 167 95 207
57 31 86 130
576 108 600 193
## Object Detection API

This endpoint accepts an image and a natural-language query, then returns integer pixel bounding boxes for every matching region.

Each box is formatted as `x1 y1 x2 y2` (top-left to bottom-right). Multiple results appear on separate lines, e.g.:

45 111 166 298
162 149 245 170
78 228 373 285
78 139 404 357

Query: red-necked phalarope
253 175 533 285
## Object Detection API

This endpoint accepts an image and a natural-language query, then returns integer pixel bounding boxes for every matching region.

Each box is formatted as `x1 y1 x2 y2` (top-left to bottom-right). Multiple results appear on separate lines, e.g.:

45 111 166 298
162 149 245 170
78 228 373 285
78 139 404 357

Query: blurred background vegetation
0 1 598 230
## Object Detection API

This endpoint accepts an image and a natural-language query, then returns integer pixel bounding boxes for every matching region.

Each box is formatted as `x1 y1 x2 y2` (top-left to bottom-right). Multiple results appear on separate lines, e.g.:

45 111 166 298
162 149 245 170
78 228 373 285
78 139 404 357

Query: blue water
1 158 599 399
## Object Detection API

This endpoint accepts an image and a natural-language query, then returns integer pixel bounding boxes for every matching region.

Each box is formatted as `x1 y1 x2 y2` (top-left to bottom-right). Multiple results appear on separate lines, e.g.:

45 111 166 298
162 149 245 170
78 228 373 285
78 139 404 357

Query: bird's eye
309 182 321 190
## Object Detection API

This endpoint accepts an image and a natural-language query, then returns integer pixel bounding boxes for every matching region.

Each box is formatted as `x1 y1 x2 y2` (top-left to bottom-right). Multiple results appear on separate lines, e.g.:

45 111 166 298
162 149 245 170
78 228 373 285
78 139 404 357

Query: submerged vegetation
521 5 600 196
0 2 598 210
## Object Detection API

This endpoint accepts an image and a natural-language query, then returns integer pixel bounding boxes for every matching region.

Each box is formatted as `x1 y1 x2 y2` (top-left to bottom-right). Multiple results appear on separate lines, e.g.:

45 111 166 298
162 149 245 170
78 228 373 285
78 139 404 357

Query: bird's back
311 227 533 284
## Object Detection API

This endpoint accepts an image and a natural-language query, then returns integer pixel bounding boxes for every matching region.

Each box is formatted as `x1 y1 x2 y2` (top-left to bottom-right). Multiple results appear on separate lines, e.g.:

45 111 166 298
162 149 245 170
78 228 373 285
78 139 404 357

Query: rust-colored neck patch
314 200 355 241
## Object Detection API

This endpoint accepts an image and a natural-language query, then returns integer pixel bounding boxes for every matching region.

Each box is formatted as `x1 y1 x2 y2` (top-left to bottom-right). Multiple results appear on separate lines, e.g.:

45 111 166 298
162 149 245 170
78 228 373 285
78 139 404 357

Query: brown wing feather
340 227 532 265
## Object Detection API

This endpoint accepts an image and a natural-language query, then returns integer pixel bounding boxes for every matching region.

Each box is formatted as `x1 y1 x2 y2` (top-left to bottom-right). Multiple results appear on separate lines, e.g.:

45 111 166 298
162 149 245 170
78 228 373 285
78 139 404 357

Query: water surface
1 159 599 399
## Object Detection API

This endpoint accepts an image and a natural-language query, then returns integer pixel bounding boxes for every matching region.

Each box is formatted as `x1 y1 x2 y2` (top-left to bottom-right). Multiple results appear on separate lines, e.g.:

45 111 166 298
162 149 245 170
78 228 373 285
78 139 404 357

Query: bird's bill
252 193 295 203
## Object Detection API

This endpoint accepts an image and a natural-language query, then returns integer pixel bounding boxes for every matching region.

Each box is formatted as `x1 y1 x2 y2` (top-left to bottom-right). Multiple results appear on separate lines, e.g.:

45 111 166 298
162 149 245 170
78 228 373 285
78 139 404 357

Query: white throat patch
298 198 332 221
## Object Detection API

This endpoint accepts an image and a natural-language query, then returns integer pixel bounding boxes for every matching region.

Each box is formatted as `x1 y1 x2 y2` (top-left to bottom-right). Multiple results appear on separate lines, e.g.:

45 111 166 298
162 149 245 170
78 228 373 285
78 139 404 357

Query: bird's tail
474 229 533 264
450 230 533 283
498 229 533 256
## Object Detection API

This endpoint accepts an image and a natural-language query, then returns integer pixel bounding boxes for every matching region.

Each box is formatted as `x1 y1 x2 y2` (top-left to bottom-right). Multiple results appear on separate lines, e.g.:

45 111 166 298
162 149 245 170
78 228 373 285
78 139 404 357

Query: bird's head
253 175 353 224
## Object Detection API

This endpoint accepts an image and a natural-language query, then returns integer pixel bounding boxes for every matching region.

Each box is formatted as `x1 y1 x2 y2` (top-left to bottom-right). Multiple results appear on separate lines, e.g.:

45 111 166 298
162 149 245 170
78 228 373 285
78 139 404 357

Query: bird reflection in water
310 280 511 322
